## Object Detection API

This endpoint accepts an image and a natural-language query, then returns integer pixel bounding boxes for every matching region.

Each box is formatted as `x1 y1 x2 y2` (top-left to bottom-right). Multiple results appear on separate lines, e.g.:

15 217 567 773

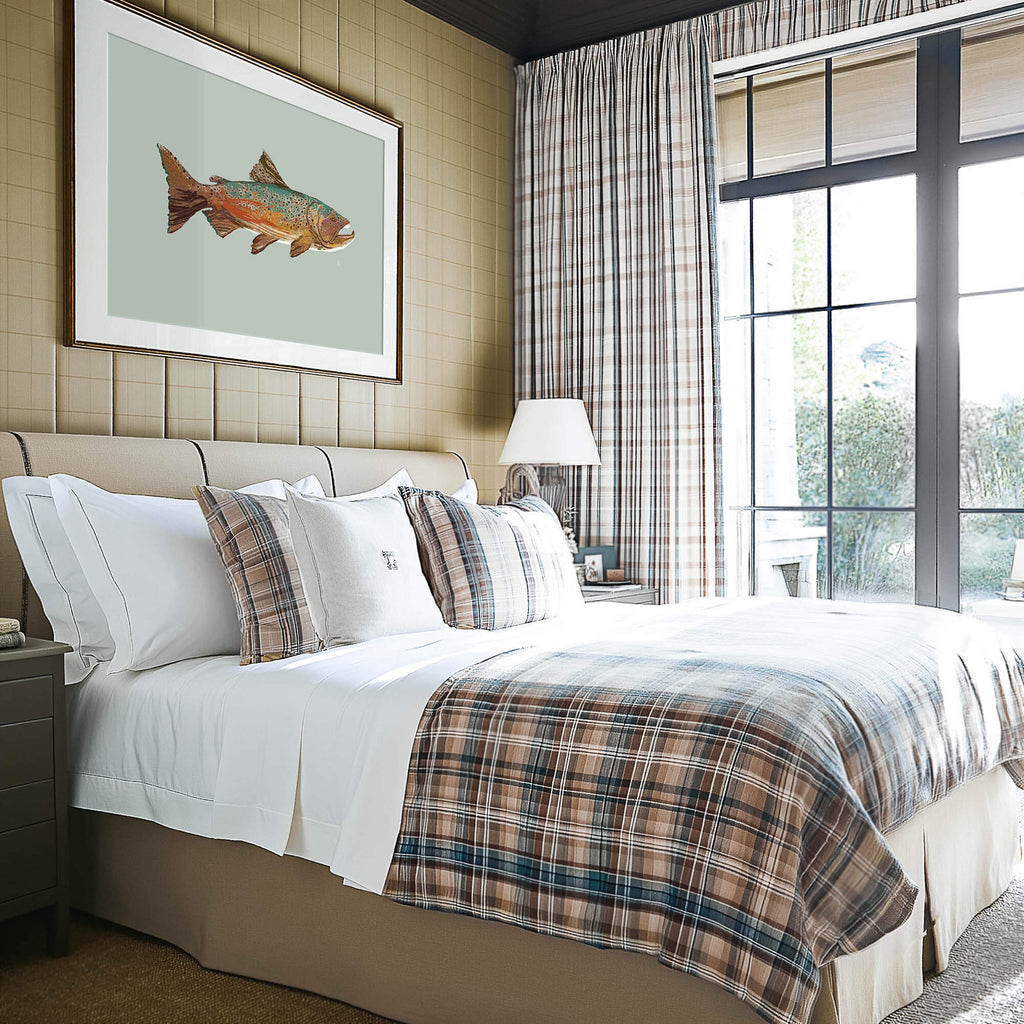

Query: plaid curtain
515 21 722 603
514 0 969 602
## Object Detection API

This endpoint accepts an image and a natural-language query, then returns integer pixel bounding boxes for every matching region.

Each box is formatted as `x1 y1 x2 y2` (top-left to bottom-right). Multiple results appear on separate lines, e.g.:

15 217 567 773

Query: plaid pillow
193 485 319 664
399 489 583 629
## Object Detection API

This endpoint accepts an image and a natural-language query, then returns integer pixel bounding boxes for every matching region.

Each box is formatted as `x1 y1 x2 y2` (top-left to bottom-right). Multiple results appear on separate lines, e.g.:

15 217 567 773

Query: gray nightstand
0 638 73 956
582 587 659 606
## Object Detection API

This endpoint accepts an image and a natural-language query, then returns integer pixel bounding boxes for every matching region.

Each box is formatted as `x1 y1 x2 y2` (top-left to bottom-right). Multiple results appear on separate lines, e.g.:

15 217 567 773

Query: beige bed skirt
68 768 1021 1024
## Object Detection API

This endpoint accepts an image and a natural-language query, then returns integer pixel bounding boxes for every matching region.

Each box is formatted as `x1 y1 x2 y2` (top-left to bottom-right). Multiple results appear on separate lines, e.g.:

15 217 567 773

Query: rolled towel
0 631 25 649
0 617 20 635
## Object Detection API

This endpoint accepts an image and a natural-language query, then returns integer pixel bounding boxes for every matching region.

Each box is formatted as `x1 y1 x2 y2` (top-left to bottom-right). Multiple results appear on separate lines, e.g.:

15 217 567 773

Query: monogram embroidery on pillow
381 550 399 570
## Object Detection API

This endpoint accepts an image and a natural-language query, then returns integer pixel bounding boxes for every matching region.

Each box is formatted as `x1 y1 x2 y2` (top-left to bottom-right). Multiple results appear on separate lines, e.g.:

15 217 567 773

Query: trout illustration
157 144 355 258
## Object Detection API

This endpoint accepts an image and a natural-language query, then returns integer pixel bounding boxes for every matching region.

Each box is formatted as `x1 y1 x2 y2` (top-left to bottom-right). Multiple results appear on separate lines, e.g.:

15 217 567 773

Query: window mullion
823 57 834 596
914 35 941 608
935 31 964 610
825 187 834 600
748 204 756 594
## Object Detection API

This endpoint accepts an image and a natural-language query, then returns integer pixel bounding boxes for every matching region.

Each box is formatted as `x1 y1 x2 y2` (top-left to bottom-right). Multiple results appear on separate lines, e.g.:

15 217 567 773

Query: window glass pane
723 319 752 598
961 513 1024 609
719 200 751 317
754 511 827 597
753 62 825 176
753 190 827 312
832 511 914 602
960 292 1024 508
832 303 916 508
959 156 1024 294
961 13 1024 143
722 319 752 511
715 78 748 183
754 313 827 507
832 176 917 305
726 508 753 597
833 41 916 163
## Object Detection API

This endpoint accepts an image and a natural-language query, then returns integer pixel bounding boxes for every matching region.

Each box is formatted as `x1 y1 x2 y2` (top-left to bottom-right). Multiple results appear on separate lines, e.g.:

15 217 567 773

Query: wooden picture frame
66 0 403 382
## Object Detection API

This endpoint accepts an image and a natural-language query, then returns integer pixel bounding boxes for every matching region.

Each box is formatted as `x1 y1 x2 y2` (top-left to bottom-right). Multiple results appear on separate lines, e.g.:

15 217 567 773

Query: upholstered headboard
0 431 469 639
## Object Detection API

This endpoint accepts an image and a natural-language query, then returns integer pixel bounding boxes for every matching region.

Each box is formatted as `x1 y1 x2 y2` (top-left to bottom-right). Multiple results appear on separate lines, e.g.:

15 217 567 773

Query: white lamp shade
498 399 601 466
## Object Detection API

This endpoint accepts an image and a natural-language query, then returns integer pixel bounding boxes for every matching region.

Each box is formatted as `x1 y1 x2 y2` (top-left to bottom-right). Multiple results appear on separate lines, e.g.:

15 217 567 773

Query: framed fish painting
67 0 402 381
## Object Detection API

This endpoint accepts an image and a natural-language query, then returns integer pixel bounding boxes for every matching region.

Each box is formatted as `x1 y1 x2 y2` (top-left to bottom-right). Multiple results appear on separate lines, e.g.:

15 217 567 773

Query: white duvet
67 602 679 894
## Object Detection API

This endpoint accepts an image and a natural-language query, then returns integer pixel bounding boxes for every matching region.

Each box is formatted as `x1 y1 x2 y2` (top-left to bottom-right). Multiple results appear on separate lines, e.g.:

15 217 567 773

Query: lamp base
498 464 541 504
537 466 567 520
499 465 567 520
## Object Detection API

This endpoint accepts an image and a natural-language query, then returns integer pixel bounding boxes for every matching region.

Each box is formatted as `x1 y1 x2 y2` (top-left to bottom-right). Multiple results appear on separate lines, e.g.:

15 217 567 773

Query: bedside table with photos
0 623 73 956
575 546 658 605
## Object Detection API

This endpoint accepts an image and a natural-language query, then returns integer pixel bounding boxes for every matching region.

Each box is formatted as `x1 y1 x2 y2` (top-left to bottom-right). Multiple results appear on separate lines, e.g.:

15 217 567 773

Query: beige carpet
0 910 394 1024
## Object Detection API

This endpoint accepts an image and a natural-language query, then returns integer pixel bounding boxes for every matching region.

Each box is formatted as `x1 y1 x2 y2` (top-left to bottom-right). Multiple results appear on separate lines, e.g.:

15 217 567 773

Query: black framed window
716 13 1024 609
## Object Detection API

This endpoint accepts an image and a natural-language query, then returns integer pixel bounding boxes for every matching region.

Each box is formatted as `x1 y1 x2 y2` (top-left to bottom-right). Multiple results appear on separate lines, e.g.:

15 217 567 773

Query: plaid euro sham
398 489 583 629
384 599 1024 1024
194 485 319 664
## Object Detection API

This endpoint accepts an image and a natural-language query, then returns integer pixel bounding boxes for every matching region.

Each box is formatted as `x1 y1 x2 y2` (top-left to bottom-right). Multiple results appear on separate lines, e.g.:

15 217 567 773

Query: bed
1 430 1021 1024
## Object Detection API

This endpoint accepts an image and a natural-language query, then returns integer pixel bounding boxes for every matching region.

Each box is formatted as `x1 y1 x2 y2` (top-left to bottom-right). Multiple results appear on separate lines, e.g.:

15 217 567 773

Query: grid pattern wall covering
0 0 514 499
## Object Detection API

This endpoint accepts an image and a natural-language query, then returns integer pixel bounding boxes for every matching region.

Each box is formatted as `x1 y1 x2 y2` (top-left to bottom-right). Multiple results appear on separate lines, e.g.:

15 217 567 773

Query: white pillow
237 474 325 499
286 490 443 646
332 469 476 503
47 474 323 673
3 476 115 684
452 478 478 503
335 468 413 501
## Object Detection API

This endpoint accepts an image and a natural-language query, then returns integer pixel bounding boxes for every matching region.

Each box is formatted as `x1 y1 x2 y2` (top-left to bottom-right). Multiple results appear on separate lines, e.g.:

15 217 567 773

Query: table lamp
497 399 601 518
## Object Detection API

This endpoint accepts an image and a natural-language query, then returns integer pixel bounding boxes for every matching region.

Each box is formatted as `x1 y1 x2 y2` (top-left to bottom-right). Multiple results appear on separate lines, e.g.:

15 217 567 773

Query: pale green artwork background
107 34 385 356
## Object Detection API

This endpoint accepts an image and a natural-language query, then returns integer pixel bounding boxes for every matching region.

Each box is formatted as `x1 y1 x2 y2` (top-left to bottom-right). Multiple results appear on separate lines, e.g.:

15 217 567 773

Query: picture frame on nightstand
576 545 617 581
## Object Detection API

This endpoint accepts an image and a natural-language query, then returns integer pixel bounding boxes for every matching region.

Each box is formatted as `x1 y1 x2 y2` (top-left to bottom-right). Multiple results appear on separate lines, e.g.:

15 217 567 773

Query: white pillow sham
47 474 323 673
2 476 115 684
286 489 443 646
335 468 414 501
452 478 478 503
332 469 476 503
237 475 325 500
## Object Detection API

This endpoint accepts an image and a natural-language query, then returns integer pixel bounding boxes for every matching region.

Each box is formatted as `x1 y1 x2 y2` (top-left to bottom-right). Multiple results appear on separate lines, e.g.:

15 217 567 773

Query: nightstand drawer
582 587 659 605
0 719 53 789
0 675 52 726
0 821 57 903
0 781 54 833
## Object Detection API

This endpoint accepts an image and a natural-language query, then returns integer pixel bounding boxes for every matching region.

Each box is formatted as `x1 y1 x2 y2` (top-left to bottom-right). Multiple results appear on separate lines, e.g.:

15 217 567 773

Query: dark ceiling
405 0 739 62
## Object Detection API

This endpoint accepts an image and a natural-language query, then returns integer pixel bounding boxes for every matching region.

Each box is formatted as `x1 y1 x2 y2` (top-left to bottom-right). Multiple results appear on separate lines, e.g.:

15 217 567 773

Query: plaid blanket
383 599 1024 1024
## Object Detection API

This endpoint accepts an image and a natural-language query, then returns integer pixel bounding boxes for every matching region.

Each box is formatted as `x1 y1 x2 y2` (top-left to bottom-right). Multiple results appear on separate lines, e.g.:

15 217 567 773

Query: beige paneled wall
0 0 514 498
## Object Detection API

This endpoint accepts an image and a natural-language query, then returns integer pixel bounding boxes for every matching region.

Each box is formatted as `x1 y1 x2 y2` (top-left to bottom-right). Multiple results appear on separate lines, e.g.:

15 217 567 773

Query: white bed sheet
67 602 684 894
